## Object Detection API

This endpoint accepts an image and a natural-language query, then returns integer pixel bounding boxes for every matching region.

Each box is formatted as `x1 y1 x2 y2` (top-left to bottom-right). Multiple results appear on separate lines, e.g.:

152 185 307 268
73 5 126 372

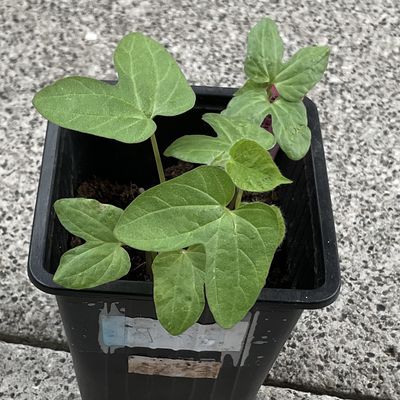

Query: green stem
145 251 156 279
234 189 243 209
150 134 165 183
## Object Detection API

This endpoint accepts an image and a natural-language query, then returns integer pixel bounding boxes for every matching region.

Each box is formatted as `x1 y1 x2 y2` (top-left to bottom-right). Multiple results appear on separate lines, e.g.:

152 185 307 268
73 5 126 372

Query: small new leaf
274 46 330 101
33 33 195 143
53 242 130 289
153 245 206 335
222 85 270 125
164 113 275 166
226 139 291 192
270 98 311 160
164 135 227 165
54 198 123 243
244 18 284 83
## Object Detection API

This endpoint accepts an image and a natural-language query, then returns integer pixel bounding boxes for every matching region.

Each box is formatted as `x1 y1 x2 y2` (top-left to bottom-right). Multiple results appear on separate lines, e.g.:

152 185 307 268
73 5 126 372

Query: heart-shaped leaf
53 242 131 289
226 139 291 192
153 245 206 335
270 98 311 160
274 46 330 101
164 113 275 166
244 18 284 83
114 166 285 328
33 33 195 143
54 198 123 243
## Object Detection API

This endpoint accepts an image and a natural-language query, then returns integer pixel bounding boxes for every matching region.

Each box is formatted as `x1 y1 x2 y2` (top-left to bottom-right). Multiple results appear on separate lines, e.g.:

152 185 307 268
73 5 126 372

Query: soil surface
70 161 291 288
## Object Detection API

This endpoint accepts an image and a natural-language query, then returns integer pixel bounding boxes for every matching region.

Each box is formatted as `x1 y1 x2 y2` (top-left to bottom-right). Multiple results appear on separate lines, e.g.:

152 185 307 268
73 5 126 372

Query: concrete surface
0 0 399 399
0 341 345 400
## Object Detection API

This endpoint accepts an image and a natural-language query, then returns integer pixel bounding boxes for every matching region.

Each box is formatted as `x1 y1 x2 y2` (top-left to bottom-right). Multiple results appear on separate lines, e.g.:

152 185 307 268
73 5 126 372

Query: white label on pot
98 303 260 367
100 315 248 352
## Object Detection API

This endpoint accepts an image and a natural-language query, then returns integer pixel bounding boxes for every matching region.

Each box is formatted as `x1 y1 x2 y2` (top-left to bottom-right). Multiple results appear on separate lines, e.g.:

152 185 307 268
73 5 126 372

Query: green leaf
203 211 266 327
53 242 131 289
33 77 155 143
234 202 285 279
114 166 235 251
115 166 284 329
54 198 123 243
114 33 195 117
274 46 330 101
164 135 227 165
244 18 284 83
153 245 206 335
222 85 270 125
203 113 275 150
270 98 311 160
33 33 195 143
234 80 266 98
226 139 291 192
164 113 275 166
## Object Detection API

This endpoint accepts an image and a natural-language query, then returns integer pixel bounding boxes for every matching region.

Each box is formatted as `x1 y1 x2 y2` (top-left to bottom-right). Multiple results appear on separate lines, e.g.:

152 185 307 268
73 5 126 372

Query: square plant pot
28 86 340 400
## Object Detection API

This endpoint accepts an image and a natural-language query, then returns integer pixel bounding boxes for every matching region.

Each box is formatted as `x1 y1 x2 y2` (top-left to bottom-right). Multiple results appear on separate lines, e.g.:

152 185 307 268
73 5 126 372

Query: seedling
166 18 329 162
33 18 329 335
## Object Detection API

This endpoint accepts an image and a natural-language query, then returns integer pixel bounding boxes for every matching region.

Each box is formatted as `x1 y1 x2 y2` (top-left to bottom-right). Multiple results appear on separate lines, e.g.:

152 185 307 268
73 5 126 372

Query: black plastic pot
28 86 340 400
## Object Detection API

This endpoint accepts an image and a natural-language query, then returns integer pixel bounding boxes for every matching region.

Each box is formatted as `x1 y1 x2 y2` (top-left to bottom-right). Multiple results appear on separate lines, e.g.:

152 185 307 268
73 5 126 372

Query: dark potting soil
70 161 291 288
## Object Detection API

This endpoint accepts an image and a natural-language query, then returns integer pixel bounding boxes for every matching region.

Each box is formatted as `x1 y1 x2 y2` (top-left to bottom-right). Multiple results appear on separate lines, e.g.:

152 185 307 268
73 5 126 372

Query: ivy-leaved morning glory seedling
223 18 329 160
33 21 329 335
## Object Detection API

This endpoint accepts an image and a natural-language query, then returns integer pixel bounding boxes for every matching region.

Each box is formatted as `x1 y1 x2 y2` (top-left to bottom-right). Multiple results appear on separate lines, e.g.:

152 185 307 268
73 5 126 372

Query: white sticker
98 303 259 367
101 314 249 352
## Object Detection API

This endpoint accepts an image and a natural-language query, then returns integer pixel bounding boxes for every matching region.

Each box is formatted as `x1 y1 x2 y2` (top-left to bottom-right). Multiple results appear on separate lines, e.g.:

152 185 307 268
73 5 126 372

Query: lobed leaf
114 33 195 117
270 98 311 160
152 245 206 335
244 18 284 83
205 203 286 327
33 33 195 143
274 46 330 101
164 134 227 165
222 85 270 125
114 166 235 251
202 211 266 328
115 167 285 329
54 198 123 243
33 77 155 143
234 202 285 283
53 198 131 289
53 242 131 289
226 139 291 192
164 113 275 166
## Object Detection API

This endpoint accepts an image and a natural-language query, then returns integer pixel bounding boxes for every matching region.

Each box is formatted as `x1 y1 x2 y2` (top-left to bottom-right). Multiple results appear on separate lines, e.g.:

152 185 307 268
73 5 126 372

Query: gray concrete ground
0 0 399 399
0 341 344 400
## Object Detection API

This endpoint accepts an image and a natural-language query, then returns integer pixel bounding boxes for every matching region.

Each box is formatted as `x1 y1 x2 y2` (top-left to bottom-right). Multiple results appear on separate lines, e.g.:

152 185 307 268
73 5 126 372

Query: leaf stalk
145 251 155 279
234 189 243 209
150 134 165 183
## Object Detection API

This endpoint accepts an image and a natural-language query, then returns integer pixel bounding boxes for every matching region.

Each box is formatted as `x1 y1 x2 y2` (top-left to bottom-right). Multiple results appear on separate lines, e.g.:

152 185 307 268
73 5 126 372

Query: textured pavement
0 341 345 400
0 0 399 399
